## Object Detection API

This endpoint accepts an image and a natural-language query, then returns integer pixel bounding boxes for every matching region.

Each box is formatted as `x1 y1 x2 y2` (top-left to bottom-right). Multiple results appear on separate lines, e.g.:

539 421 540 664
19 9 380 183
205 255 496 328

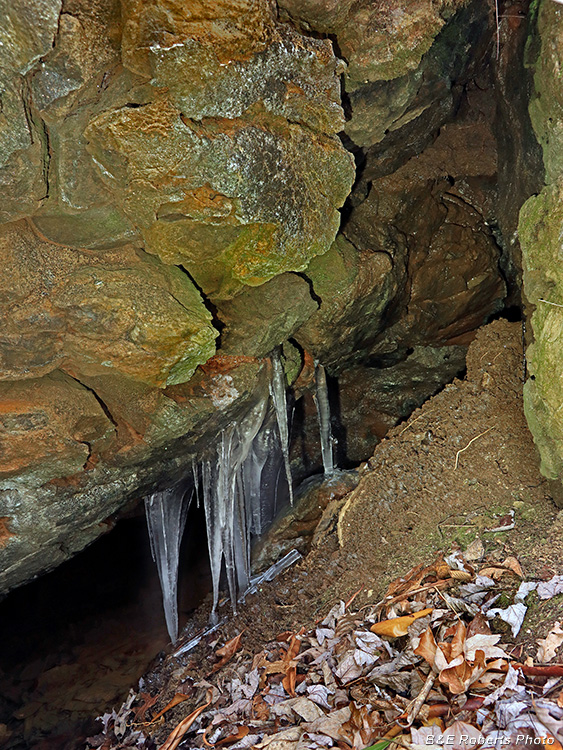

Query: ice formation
146 351 296 634
314 361 335 474
269 348 294 505
144 484 192 642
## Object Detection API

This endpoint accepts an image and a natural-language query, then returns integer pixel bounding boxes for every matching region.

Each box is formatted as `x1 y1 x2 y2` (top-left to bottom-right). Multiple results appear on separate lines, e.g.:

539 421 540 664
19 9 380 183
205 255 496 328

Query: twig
399 412 431 436
404 666 439 725
495 0 500 59
454 426 495 469
538 298 563 308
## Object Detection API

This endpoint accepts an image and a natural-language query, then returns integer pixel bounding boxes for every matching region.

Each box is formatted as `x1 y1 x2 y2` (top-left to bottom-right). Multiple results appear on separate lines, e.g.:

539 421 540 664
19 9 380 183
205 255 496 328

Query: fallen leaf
149 693 190 724
133 692 159 722
487 602 527 637
537 623 563 664
216 725 250 745
502 556 524 577
282 665 297 697
160 696 211 750
213 632 244 672
537 576 563 600
414 627 438 666
371 608 433 638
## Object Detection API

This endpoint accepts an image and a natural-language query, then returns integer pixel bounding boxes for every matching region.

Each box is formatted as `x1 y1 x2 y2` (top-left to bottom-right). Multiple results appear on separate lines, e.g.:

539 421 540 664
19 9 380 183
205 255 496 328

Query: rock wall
519 0 563 492
0 0 528 591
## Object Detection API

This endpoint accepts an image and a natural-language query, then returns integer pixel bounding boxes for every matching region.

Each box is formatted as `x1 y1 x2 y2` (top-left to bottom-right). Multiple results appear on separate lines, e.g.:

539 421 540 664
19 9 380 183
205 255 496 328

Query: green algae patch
520 185 563 480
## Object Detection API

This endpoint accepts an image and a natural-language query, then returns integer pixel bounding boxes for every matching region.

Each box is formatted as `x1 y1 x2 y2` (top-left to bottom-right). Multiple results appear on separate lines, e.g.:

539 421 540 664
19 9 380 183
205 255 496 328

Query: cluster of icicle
145 350 336 643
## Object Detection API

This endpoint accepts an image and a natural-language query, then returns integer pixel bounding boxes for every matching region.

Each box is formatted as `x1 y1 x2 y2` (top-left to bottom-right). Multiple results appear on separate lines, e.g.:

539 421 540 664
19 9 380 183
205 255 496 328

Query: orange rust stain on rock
293 349 316 395
199 354 260 375
0 517 16 548
47 474 83 488
0 400 33 414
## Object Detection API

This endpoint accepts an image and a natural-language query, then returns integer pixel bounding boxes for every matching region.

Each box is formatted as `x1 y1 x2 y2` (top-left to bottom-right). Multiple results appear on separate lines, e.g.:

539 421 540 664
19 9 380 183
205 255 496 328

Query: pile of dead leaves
87 548 563 750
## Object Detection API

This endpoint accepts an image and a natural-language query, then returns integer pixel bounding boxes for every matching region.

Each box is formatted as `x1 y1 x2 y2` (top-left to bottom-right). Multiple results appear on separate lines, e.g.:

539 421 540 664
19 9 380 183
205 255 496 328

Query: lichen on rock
519 1 563 485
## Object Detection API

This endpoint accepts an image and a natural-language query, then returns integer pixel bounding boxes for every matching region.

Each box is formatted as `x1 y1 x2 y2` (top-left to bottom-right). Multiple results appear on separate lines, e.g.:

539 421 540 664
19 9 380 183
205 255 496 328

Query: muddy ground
134 318 563 746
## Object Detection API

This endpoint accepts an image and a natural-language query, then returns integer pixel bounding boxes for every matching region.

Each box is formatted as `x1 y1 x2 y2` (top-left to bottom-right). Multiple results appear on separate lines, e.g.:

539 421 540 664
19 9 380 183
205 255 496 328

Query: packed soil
126 319 563 747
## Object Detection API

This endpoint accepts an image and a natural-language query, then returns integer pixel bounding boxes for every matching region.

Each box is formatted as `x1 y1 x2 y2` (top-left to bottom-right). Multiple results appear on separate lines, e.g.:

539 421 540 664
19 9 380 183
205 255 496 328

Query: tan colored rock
86 98 353 298
0 0 62 223
0 221 217 386
0 370 115 489
295 237 398 371
219 274 318 357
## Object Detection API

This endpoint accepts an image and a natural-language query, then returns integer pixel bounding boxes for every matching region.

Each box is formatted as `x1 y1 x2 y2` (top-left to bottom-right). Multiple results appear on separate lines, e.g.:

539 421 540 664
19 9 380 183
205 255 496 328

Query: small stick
495 0 500 59
538 298 563 308
404 666 439 726
454 427 495 470
399 412 431 436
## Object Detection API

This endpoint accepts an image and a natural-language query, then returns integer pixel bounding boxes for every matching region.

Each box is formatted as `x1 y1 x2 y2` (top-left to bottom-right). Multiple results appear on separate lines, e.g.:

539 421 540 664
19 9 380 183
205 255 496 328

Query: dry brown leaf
213 632 244 672
371 608 433 638
282 665 297 697
477 566 507 581
502 556 523 577
466 612 492 639
450 570 472 582
537 623 563 664
149 693 190 724
133 692 159 722
160 696 211 750
415 627 438 665
285 632 302 662
557 690 563 709
217 725 250 745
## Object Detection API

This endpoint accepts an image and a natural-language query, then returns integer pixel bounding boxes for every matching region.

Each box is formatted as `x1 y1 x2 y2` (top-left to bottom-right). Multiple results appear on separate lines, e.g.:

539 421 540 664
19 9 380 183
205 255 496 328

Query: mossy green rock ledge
519 0 563 494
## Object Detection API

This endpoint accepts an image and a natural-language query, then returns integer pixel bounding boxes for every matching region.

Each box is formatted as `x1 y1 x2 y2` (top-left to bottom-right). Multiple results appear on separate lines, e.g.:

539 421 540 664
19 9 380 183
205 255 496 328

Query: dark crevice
63 371 119 431
177 265 226 346
292 271 321 308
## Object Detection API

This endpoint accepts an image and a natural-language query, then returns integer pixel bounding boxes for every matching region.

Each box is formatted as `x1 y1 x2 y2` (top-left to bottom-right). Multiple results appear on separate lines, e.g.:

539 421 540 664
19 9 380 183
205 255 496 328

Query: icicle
144 484 192 643
202 394 270 622
313 361 335 475
269 348 294 505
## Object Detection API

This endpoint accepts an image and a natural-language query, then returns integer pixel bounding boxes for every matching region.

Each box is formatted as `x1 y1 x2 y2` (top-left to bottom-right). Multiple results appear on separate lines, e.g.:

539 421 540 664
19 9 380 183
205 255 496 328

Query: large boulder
519 1 563 487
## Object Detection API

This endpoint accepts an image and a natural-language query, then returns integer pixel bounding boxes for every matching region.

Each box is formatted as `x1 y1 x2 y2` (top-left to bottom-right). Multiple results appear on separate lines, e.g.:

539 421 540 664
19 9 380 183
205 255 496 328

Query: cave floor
4 319 562 750
131 318 563 748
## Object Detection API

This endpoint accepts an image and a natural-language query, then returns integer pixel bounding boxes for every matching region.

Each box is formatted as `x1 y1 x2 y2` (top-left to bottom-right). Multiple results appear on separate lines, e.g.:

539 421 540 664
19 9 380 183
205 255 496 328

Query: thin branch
538 298 563 308
454 426 495 470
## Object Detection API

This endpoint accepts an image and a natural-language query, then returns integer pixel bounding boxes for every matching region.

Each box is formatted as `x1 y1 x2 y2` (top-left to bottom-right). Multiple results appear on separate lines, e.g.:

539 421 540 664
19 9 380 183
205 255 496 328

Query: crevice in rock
62 370 119 431
177 264 226 347
291 271 321 309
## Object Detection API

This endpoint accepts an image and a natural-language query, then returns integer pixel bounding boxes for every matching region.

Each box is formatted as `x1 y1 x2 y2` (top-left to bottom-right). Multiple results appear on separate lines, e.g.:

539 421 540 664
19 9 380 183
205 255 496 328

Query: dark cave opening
0 503 212 750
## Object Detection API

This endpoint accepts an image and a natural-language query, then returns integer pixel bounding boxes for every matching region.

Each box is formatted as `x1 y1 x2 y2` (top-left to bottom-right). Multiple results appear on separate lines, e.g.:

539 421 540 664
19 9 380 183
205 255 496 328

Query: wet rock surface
0 0 546 598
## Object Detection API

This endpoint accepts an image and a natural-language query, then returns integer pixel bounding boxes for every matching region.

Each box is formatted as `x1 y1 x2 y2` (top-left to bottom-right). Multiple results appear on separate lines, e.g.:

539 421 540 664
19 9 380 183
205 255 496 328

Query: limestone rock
520 184 563 481
0 371 115 489
85 98 353 299
519 1 563 485
295 237 398 371
0 0 62 222
218 274 318 357
0 359 267 593
0 221 217 387
298 106 505 375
